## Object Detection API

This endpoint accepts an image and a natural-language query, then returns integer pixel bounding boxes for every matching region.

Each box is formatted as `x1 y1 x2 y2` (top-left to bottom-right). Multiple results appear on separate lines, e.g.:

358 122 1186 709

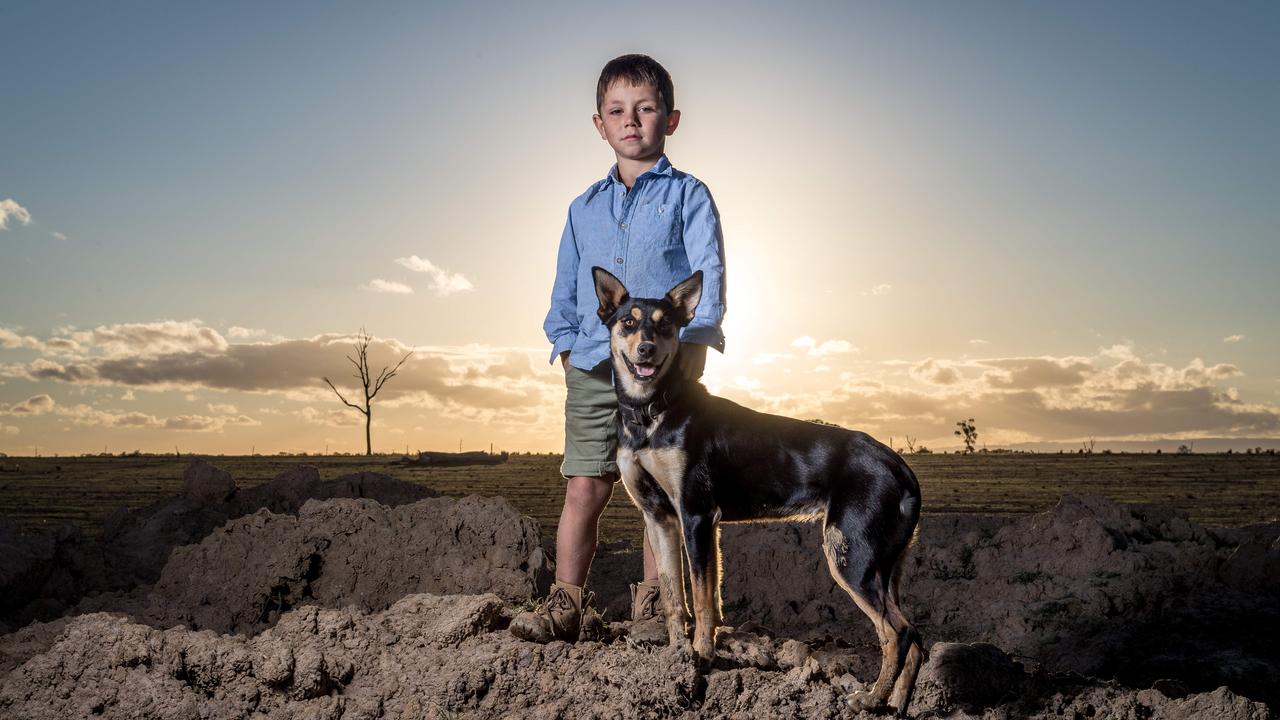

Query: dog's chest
618 444 688 502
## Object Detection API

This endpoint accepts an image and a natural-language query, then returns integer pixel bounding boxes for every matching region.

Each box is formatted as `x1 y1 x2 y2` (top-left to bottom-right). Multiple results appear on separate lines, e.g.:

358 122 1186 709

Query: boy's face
593 80 680 164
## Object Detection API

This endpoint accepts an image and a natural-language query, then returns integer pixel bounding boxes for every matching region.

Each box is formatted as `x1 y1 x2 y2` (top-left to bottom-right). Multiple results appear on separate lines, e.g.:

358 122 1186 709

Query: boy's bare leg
555 474 615 585
555 474 658 583
642 527 658 582
510 473 614 643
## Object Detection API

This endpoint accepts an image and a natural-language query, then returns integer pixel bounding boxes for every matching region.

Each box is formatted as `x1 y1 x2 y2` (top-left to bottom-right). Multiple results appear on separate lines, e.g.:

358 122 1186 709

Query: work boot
628 579 667 645
510 581 588 643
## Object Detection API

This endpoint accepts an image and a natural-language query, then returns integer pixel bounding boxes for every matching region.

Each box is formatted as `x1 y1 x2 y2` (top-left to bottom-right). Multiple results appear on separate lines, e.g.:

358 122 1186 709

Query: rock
182 458 237 503
912 642 1026 713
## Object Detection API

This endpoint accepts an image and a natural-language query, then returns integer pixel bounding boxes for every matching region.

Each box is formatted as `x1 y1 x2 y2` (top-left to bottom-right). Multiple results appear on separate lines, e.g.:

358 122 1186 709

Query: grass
1 452 1278 543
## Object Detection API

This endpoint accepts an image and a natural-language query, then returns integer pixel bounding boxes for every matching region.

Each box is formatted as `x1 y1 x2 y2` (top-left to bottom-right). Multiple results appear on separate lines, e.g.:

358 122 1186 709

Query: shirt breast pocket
637 202 683 247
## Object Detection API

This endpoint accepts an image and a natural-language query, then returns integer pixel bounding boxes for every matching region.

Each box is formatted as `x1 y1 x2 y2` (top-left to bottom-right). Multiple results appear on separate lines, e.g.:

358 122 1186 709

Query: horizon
3 2 1278 456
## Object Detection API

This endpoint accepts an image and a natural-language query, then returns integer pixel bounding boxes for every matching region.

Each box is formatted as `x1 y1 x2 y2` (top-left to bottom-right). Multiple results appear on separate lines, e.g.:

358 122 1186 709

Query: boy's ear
592 267 630 322
665 270 703 326
664 108 681 136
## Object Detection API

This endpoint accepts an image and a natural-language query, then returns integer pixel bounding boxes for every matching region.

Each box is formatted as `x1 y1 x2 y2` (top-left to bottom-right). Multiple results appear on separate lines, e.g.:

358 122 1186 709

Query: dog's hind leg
645 510 690 649
682 511 722 666
886 554 924 714
822 518 915 715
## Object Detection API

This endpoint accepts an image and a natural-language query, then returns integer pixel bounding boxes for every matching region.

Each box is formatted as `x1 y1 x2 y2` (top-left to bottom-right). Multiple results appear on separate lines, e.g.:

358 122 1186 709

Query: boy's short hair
596 54 675 115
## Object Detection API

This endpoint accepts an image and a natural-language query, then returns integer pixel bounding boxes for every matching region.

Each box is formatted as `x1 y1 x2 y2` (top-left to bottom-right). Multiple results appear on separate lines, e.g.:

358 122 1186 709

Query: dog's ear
665 270 703 326
592 267 630 322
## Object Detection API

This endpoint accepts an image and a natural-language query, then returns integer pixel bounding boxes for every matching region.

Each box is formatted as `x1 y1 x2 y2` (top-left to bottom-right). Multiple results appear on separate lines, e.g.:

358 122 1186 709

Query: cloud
861 283 892 296
910 359 962 385
7 316 1273 449
51 403 259 431
0 199 32 230
0 327 85 355
1224 334 1244 343
164 414 260 431
790 336 857 356
980 356 1093 390
968 339 988 345
297 406 364 427
48 320 228 358
0 394 55 415
394 255 474 296
51 231 67 241
54 404 162 428
712 344 1280 448
365 278 414 294
0 328 46 351
0 324 561 429
228 326 267 339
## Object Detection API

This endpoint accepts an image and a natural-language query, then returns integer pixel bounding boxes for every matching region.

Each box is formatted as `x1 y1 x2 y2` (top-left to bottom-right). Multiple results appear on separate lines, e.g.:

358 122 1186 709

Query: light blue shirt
544 154 727 370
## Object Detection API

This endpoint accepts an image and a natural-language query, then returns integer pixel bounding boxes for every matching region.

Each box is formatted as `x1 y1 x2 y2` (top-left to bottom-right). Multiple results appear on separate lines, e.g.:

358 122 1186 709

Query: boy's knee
565 474 615 512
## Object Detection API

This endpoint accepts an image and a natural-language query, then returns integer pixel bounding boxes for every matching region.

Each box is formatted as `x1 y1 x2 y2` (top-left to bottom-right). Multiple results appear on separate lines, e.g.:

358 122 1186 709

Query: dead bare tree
323 327 413 456
904 435 918 454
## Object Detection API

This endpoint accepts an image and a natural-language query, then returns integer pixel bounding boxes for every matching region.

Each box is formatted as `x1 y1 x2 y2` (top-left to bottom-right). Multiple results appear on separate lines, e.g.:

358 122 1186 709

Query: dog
592 267 925 715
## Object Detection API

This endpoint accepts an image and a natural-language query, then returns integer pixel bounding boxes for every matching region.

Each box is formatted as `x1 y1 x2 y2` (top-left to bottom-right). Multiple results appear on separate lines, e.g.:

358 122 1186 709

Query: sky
2 1 1278 455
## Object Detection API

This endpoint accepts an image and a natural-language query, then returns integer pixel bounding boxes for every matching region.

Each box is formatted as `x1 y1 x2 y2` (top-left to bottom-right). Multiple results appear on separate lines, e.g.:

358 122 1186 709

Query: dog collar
619 389 675 429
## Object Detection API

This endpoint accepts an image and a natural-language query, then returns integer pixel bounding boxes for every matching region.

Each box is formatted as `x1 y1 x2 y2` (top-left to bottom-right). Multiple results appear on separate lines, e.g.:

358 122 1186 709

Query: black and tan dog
593 267 925 715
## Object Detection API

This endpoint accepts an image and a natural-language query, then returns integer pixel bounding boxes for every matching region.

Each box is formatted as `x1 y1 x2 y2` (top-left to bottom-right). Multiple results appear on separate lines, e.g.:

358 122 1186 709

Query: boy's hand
560 351 570 370
678 343 707 380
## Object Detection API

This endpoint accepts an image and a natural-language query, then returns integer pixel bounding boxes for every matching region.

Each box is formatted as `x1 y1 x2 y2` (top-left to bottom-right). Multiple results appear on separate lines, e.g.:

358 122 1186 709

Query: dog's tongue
635 364 657 378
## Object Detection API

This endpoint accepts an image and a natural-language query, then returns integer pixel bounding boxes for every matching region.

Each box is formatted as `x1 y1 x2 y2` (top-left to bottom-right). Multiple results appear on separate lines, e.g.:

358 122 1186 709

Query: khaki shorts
561 360 619 479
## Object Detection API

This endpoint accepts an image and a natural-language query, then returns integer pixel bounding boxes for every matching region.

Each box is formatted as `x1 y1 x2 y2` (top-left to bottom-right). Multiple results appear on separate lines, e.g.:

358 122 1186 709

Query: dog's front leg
682 511 721 667
644 511 690 649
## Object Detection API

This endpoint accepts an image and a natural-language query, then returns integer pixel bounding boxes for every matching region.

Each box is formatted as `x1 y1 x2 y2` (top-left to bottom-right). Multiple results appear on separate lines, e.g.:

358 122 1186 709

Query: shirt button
615 257 624 264
620 222 627 229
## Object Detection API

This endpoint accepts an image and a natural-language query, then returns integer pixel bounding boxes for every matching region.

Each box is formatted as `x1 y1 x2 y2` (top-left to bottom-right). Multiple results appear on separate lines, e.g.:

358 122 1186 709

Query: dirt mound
0 493 548 676
1 597 1271 719
146 495 547 635
586 495 1280 707
0 460 440 630
2 478 1277 717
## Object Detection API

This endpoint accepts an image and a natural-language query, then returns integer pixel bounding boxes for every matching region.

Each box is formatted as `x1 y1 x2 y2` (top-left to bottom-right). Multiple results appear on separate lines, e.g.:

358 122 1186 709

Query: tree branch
323 376 368 415
371 351 413 399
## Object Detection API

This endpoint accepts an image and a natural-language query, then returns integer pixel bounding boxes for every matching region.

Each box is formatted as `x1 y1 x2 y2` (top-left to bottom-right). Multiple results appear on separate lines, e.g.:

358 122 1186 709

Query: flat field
1 452 1277 543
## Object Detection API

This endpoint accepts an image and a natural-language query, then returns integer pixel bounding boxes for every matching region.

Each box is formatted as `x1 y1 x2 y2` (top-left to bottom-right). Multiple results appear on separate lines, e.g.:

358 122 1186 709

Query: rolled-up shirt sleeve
543 209 580 364
679 181 727 352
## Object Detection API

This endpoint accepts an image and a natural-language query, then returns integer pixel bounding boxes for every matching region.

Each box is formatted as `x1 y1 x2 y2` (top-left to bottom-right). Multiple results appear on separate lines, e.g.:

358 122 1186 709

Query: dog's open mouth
625 357 663 383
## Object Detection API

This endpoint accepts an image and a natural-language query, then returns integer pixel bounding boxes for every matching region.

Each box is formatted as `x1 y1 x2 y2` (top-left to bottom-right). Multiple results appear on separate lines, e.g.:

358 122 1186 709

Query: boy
511 54 727 643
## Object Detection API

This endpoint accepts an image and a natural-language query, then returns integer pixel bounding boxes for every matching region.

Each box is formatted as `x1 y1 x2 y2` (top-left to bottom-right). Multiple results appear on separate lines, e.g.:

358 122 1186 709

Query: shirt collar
605 154 674 187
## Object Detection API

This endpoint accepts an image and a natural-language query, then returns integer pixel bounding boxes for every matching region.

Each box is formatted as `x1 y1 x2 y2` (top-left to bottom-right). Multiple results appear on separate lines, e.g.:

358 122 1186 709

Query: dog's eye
621 318 636 329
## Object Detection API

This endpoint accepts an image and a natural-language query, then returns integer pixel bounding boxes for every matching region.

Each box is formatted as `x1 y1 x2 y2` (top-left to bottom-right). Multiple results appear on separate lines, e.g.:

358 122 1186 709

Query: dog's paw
846 690 890 714
665 636 694 660
693 636 715 667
